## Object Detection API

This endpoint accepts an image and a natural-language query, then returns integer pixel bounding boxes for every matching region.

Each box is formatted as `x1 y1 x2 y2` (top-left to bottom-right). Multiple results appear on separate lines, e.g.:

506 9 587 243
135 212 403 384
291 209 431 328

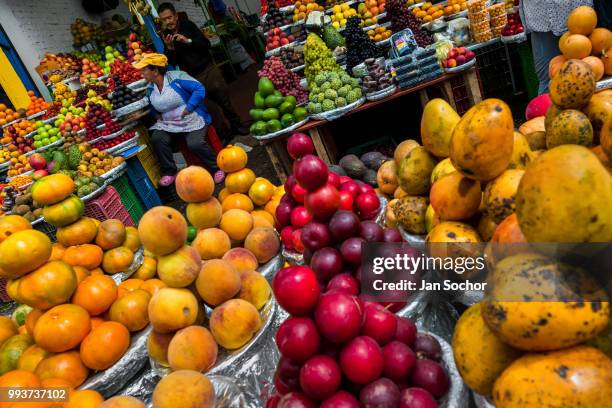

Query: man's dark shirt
165 17 212 77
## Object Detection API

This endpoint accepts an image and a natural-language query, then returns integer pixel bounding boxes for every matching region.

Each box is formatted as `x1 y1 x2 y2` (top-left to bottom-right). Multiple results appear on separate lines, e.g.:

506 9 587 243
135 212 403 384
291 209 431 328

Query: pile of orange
368 26 392 42
0 104 22 126
0 186 151 395
2 119 35 141
293 0 324 22
412 2 445 22
550 6 612 81
444 0 467 16
25 91 52 116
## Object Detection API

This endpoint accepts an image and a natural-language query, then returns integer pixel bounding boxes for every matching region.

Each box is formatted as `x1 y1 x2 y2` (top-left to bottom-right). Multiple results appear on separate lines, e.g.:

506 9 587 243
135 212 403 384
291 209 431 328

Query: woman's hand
181 109 191 117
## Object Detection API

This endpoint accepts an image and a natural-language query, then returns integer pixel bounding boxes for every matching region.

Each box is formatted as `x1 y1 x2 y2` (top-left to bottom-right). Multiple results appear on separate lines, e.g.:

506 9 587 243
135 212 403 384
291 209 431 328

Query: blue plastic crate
126 158 162 210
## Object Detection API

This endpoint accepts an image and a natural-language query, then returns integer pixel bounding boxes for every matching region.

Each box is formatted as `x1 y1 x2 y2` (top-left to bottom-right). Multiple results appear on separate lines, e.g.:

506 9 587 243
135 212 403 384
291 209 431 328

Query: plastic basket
111 175 146 224
0 278 9 302
85 186 135 226
137 146 161 189
34 220 57 241
126 159 162 211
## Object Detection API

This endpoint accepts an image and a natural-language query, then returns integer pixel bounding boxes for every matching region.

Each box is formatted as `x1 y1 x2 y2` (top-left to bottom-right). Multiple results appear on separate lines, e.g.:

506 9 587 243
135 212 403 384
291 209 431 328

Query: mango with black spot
450 99 514 181
516 145 612 243
452 303 522 396
482 253 609 351
493 346 612 408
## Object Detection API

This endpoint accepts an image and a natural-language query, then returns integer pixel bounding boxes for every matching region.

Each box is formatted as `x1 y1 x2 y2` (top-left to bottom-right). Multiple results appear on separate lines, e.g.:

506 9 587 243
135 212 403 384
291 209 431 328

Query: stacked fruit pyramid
0 146 284 406
374 9 612 406
0 174 143 402
549 5 611 82
267 133 456 406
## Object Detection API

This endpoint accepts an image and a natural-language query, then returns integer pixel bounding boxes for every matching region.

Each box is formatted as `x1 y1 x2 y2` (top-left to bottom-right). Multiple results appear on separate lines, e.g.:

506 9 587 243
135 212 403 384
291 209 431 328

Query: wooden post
419 89 429 108
464 68 483 105
309 127 332 165
264 142 288 183
441 79 457 110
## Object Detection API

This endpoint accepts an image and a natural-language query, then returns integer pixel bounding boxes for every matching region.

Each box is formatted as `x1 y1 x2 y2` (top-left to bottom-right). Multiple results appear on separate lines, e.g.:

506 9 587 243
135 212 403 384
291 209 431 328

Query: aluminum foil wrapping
375 193 388 225
118 256 286 407
474 393 495 408
428 332 470 408
282 246 304 265
110 247 145 284
80 325 152 398
258 253 284 282
398 225 427 252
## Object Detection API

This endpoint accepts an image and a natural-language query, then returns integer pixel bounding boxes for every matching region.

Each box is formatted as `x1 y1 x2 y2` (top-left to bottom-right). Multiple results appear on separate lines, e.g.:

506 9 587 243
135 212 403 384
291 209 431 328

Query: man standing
158 2 247 137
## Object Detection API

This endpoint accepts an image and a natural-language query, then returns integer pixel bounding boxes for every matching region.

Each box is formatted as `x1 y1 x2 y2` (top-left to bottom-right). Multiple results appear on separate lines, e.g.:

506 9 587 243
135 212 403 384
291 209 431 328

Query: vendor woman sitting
133 53 224 186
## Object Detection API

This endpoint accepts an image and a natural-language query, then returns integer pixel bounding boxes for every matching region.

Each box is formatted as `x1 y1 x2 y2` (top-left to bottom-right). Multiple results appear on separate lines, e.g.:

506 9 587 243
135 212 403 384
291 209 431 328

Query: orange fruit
66 390 104 408
219 209 254 241
80 321 130 370
117 279 144 298
33 304 91 353
225 168 256 194
35 351 89 388
72 274 118 316
140 278 167 296
216 145 248 172
221 193 254 212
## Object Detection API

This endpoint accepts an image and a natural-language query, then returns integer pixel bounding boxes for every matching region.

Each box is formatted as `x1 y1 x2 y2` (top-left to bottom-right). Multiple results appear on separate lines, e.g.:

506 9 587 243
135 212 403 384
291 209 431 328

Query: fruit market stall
253 0 612 182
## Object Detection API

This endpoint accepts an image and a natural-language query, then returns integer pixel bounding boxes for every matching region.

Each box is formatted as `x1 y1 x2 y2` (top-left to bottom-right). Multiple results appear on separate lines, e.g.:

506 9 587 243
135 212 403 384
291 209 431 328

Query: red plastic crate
178 125 223 170
0 278 10 302
85 186 135 226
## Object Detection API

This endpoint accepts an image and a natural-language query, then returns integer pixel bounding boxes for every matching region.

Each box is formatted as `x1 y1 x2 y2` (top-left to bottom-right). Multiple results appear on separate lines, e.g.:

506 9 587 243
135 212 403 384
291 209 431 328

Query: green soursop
336 97 347 107
353 88 362 98
324 89 338 100
347 89 360 104
351 78 360 88
309 92 318 103
328 72 340 82
68 145 81 170
314 73 327 87
337 85 350 98
322 99 336 111
330 78 343 90
341 73 352 84
308 102 317 113
317 93 326 103
320 82 331 92
313 103 323 113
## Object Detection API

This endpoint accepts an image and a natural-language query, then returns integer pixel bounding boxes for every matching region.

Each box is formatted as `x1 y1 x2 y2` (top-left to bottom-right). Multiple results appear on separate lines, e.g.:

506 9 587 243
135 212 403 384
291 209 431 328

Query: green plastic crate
112 175 145 224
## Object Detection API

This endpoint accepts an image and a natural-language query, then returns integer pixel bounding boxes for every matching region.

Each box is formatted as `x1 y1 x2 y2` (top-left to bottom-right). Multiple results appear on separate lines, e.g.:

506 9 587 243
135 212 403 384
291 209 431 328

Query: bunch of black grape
343 17 384 71
386 0 432 47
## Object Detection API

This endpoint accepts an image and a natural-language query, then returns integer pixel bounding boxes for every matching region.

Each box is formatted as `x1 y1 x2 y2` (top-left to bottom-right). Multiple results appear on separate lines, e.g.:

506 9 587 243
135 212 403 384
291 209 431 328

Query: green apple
35 120 43 128
44 124 52 130
49 136 58 143
41 138 50 145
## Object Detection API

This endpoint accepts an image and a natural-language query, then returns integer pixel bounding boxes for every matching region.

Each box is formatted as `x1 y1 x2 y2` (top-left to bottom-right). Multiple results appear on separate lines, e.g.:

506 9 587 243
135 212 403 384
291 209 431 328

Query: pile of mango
376 54 611 406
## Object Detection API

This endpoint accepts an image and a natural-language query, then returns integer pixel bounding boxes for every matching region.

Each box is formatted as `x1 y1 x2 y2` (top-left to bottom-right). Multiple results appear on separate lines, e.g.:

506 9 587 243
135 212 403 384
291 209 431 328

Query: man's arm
180 20 211 54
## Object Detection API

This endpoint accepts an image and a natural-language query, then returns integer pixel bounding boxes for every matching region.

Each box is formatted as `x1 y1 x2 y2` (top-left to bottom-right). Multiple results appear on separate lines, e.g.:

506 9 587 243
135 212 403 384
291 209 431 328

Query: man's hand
163 34 174 50
172 34 191 44
181 109 191 117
